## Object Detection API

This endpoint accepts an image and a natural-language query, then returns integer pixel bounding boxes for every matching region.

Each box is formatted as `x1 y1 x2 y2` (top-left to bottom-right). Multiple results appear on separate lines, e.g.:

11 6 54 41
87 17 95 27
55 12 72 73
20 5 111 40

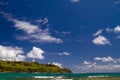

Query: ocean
0 72 120 80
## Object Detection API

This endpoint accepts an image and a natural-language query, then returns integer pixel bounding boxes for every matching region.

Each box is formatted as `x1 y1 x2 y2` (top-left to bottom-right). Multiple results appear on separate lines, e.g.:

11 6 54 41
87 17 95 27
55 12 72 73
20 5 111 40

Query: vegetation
0 60 72 73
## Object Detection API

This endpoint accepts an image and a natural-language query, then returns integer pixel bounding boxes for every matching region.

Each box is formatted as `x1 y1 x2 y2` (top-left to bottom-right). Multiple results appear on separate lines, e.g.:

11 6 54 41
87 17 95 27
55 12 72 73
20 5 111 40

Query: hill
0 60 72 73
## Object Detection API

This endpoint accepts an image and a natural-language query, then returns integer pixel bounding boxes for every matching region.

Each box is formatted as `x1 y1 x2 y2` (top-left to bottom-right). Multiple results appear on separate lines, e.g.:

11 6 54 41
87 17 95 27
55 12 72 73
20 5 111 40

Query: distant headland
0 60 72 73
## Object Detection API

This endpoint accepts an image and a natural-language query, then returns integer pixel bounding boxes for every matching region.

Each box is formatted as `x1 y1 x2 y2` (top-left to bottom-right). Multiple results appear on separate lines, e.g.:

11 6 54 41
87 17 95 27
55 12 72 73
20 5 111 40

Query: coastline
17 76 120 80
0 72 120 80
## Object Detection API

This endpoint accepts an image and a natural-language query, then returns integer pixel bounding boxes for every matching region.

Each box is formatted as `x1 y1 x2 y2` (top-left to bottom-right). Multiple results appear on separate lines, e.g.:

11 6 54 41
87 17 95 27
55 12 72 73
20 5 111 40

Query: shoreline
0 72 120 80
17 76 120 80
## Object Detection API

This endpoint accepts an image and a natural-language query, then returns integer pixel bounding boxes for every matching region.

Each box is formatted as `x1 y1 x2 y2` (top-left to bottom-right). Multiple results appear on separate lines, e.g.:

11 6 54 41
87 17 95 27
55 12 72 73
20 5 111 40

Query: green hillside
0 60 72 73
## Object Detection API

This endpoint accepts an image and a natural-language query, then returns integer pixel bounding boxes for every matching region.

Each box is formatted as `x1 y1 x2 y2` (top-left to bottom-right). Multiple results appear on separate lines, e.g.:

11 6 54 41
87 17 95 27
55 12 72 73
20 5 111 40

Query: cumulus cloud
75 57 120 73
52 62 62 68
15 55 26 61
117 59 120 63
0 45 25 61
114 25 120 33
75 63 120 73
70 0 80 3
0 45 46 61
92 25 120 45
106 25 120 39
83 60 91 65
105 25 120 33
27 47 44 60
0 12 63 44
94 56 116 63
58 52 70 56
93 29 103 37
92 35 111 45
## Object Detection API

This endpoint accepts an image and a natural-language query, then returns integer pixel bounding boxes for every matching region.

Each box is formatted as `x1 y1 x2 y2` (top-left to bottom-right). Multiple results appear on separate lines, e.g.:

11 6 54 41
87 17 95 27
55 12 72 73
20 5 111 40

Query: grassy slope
0 60 72 73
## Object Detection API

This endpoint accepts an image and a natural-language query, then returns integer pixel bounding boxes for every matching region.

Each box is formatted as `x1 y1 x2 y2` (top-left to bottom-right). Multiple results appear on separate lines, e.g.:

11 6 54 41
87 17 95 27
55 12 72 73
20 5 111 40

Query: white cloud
92 35 111 45
0 45 25 61
0 12 13 21
27 46 44 60
58 52 70 56
52 62 62 68
106 27 113 33
105 25 120 34
42 18 49 24
15 55 26 61
75 63 120 73
0 12 63 44
83 60 91 65
92 25 120 45
14 19 40 34
117 59 120 63
70 0 80 3
75 57 120 73
94 56 116 63
93 29 103 37
35 18 48 24
0 45 46 61
114 25 120 33
14 20 63 43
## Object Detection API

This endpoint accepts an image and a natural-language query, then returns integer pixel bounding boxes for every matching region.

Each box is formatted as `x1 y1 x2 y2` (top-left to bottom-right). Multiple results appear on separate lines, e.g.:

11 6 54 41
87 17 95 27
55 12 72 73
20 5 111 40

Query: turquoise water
0 73 120 80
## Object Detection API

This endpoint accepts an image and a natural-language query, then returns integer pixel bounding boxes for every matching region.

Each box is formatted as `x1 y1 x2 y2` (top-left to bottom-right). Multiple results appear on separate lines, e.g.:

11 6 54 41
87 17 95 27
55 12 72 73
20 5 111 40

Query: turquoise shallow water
0 72 120 80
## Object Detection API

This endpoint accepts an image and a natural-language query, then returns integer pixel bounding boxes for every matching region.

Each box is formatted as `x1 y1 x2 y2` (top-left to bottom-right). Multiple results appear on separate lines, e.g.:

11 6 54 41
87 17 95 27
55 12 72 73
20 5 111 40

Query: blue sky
0 0 120 73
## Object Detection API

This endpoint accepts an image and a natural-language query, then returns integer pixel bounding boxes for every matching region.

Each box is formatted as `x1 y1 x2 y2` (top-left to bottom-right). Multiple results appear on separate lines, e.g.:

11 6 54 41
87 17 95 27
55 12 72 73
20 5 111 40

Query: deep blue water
0 72 120 80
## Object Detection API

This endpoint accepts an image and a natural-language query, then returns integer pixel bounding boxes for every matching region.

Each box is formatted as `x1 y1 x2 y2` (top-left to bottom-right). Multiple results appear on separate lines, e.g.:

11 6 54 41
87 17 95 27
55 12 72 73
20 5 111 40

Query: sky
0 0 120 73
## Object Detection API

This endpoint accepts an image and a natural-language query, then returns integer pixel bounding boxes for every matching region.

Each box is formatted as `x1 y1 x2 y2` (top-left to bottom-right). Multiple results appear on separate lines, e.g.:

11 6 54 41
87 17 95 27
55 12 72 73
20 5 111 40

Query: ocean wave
88 75 109 78
33 76 64 78
34 76 54 78
33 76 73 80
